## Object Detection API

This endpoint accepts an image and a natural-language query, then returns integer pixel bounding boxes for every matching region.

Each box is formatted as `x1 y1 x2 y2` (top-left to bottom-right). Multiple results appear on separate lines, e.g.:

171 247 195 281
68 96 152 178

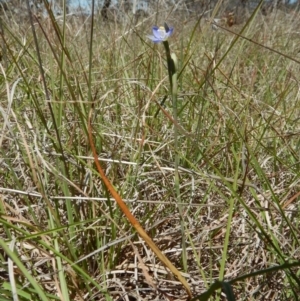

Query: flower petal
147 35 163 43
166 27 173 36
148 24 174 43
152 27 166 40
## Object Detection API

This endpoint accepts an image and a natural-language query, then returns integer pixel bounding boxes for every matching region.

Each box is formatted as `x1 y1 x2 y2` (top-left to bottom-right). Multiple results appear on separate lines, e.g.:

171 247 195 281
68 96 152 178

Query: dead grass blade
88 107 193 299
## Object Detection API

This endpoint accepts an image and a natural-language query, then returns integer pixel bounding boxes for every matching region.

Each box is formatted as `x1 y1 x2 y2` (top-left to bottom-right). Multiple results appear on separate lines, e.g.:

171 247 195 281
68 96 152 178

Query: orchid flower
148 23 173 43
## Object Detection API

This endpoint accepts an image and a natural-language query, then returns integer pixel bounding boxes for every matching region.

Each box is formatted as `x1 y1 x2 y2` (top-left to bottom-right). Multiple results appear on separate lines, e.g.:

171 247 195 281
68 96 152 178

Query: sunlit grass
0 2 300 300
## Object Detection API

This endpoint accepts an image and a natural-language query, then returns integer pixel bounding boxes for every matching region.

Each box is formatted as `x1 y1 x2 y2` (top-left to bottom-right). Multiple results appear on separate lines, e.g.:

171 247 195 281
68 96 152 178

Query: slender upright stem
163 41 176 91
163 41 187 272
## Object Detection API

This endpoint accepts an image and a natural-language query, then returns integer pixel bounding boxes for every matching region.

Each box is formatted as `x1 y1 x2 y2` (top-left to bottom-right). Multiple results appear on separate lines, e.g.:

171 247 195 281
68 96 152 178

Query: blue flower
148 23 173 43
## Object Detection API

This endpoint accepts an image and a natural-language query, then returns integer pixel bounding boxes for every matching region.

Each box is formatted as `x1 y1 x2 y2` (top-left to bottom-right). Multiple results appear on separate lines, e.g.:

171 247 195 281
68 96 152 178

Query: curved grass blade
191 261 300 301
0 239 49 301
88 108 193 299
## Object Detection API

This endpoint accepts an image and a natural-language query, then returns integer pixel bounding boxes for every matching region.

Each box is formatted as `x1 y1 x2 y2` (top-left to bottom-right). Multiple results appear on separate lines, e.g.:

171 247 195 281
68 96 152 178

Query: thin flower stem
163 41 176 90
163 41 187 272
172 68 188 272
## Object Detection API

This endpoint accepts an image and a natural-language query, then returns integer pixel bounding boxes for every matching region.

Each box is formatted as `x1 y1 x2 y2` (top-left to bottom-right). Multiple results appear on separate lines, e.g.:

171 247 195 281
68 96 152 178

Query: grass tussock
0 2 300 301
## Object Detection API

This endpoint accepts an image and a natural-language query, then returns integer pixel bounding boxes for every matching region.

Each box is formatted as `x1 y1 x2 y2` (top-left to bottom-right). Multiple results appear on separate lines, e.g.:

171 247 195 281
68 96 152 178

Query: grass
0 1 300 300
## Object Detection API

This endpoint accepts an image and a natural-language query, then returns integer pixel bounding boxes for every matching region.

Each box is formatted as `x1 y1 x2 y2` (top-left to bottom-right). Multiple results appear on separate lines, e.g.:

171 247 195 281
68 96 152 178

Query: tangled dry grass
1 1 300 301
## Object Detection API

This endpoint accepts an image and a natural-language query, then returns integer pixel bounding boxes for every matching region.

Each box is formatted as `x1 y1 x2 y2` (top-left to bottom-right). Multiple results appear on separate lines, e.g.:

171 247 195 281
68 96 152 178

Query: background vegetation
0 0 300 300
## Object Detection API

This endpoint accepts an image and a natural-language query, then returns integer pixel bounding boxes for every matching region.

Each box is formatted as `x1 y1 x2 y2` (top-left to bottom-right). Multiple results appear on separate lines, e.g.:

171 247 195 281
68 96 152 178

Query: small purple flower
148 23 173 43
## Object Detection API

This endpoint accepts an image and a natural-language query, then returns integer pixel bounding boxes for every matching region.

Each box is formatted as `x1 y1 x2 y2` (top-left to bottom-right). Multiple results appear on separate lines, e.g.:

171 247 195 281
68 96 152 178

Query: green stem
163 41 187 271
163 41 176 90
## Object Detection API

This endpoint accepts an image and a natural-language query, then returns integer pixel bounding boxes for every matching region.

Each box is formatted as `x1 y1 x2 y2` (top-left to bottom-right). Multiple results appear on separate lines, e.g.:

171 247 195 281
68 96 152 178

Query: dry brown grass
0 2 300 301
